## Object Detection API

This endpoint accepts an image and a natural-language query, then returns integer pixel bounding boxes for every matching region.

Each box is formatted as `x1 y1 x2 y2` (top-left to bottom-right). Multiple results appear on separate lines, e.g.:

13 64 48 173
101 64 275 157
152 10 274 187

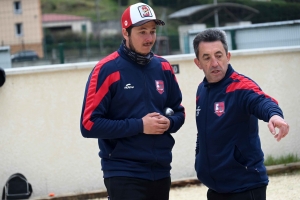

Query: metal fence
43 34 181 64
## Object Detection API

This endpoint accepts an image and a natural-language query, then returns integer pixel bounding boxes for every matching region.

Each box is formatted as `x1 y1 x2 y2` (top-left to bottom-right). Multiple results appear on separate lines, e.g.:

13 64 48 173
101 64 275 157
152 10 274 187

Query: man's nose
145 33 155 42
211 57 219 67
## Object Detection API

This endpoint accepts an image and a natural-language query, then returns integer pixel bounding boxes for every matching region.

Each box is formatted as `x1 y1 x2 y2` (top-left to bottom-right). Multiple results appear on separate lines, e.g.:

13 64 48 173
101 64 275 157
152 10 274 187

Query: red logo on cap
138 5 153 18
214 102 225 117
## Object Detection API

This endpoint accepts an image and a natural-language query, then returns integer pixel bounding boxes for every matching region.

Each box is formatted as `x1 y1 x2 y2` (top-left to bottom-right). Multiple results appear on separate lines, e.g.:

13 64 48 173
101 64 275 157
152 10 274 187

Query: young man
80 3 185 200
193 29 289 200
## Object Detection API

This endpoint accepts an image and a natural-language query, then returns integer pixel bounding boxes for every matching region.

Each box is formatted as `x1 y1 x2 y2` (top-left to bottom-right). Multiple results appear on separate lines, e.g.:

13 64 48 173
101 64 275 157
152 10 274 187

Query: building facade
0 0 43 57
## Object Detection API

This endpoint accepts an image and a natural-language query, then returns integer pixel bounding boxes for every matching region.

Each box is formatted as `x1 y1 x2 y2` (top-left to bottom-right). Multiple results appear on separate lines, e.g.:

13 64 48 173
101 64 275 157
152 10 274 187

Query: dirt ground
95 171 300 200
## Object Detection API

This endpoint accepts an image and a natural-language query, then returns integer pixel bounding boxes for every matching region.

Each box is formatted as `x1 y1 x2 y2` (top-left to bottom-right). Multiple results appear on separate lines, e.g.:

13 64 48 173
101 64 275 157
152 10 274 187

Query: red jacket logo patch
155 80 164 94
214 102 225 117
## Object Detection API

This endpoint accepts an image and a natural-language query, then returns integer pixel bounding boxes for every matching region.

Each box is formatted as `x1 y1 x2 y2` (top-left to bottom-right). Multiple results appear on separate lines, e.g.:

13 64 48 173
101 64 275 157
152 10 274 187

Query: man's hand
268 115 289 142
142 112 170 134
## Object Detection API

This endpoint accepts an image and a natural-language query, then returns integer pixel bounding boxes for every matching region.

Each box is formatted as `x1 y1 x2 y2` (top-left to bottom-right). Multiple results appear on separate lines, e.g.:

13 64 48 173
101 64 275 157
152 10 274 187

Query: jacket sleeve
162 62 185 133
195 83 202 156
80 62 143 139
233 78 284 122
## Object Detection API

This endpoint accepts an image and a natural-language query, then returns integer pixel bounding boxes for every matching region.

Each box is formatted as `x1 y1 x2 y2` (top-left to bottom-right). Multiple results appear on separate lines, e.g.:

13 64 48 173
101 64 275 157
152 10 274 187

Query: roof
169 3 259 19
188 19 300 34
42 14 89 23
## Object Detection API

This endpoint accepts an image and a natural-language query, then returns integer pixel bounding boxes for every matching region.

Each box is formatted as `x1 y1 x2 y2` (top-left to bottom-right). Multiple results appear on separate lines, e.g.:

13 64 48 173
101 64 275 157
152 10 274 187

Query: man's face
123 21 156 55
194 41 231 83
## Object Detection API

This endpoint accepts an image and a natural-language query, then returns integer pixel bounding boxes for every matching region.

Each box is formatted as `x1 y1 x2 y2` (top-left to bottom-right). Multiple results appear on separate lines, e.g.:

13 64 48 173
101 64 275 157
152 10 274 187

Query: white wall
189 20 300 52
0 46 299 199
178 24 206 54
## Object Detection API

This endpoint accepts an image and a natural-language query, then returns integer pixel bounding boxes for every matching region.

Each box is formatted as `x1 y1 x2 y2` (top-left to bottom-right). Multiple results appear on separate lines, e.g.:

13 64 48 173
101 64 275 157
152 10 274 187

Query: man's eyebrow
201 51 223 58
137 27 156 31
202 53 210 58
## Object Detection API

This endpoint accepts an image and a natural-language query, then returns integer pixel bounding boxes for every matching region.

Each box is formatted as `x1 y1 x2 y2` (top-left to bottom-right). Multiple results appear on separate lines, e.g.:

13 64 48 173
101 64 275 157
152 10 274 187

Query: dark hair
193 29 228 59
126 26 133 36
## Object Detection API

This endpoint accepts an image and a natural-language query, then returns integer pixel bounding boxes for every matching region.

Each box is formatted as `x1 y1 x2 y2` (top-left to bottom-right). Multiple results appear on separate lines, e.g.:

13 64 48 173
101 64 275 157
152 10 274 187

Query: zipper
142 67 157 180
205 85 217 188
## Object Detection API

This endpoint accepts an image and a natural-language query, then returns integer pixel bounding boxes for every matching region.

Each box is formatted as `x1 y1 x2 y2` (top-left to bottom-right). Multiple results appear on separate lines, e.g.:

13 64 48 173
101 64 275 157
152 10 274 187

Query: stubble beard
128 37 149 56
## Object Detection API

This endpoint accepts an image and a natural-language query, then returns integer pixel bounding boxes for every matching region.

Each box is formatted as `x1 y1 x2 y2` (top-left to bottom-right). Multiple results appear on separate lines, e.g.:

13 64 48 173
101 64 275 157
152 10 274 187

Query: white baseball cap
121 2 165 29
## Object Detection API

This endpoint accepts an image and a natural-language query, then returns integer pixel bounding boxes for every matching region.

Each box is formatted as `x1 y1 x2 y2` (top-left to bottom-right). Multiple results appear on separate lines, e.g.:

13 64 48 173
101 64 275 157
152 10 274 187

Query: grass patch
40 0 180 34
264 153 300 166
41 0 120 21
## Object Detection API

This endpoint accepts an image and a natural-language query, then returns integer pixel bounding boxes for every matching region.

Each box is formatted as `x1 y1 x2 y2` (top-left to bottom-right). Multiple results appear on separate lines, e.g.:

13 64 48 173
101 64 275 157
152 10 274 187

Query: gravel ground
94 171 300 200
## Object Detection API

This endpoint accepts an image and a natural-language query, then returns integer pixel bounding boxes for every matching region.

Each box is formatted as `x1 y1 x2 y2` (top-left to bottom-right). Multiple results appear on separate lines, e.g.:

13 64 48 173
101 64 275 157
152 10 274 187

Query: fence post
230 30 237 50
58 43 64 64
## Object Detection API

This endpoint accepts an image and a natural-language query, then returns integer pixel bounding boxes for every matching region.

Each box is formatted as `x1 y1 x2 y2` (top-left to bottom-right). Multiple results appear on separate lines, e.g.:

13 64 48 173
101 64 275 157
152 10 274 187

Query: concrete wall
0 46 299 199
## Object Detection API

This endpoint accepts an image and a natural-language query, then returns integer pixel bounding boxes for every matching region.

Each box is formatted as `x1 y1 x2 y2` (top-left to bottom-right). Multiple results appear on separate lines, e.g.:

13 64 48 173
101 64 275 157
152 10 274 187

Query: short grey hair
193 29 228 59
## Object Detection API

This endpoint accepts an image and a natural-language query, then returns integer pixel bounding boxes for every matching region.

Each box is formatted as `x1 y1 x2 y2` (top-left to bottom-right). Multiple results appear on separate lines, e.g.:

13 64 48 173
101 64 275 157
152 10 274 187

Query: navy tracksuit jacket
195 64 283 193
80 45 185 181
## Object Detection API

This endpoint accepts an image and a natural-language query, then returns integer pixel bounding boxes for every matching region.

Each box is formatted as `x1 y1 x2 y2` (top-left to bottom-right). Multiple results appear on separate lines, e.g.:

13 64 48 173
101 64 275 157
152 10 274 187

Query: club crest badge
214 102 225 117
138 5 152 18
155 80 164 94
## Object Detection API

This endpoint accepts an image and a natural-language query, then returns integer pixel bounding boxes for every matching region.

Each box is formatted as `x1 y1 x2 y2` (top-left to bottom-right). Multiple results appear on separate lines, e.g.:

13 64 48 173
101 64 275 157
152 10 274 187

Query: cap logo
124 20 128 27
138 5 153 18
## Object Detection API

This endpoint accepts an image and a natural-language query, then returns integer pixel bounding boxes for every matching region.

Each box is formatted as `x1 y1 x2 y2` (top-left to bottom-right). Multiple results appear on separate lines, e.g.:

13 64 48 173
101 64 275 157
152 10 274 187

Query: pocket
232 145 267 181
233 145 248 166
108 140 119 159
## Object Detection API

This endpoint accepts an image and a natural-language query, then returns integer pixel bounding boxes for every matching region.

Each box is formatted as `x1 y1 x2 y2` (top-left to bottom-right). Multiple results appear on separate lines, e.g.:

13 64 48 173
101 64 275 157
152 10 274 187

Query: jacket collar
119 39 154 65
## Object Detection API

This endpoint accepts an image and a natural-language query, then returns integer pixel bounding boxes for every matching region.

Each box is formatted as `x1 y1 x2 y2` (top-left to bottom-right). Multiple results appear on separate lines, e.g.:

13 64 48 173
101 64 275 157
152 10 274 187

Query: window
81 24 87 33
14 1 22 14
15 23 23 37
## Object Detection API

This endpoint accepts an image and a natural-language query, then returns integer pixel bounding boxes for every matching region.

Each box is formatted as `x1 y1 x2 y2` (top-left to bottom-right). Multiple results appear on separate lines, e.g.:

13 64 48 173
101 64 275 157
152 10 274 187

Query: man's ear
227 52 231 62
194 58 203 70
122 28 128 39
